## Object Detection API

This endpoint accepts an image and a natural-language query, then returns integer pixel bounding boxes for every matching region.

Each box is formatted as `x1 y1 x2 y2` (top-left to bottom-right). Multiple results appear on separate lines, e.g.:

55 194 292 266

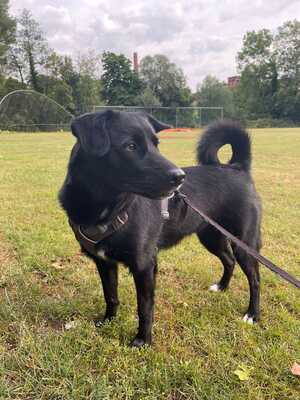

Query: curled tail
197 120 252 172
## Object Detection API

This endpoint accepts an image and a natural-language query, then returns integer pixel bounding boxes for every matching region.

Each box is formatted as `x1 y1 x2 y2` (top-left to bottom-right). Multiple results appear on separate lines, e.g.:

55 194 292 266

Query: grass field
0 127 300 399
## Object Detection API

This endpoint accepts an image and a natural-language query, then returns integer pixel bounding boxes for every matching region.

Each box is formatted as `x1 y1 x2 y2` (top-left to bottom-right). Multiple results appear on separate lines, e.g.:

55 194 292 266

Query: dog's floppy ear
145 114 172 133
71 111 112 156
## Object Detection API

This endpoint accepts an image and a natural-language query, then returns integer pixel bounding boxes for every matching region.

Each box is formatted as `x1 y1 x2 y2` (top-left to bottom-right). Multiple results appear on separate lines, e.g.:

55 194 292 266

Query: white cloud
9 0 300 90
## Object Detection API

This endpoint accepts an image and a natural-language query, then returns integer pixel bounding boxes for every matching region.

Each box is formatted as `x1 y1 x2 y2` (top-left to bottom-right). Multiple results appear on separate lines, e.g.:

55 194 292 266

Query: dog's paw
242 313 255 325
208 283 221 292
94 315 115 327
94 318 105 328
130 337 151 348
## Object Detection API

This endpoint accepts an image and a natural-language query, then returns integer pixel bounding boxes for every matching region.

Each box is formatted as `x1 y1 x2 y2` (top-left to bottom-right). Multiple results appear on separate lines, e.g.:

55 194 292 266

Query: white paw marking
243 314 254 325
209 283 220 292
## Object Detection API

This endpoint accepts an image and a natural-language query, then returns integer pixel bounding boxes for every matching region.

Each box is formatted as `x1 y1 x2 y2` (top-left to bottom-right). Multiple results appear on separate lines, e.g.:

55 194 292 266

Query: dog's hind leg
233 245 260 324
94 259 119 326
197 228 235 292
130 258 157 347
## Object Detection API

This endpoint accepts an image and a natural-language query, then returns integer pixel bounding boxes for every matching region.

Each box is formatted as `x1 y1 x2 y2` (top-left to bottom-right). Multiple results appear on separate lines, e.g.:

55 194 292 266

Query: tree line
1 1 299 125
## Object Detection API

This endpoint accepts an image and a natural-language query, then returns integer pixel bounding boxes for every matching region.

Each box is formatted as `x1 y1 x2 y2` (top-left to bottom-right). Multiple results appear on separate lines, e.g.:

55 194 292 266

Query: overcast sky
9 0 300 90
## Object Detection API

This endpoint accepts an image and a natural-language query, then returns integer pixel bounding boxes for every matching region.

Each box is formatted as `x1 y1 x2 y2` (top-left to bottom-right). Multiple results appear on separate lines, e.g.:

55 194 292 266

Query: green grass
0 128 300 399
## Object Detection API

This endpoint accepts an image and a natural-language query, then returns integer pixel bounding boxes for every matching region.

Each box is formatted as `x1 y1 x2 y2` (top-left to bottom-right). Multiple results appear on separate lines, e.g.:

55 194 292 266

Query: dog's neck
60 177 134 226
59 149 134 226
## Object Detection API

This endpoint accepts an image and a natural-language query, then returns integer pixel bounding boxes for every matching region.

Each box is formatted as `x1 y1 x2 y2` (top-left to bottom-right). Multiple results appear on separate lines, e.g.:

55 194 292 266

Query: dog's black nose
169 168 185 185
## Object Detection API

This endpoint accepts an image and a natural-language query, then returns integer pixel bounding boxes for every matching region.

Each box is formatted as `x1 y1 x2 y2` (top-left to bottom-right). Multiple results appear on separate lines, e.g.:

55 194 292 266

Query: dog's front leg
131 259 157 347
95 259 119 326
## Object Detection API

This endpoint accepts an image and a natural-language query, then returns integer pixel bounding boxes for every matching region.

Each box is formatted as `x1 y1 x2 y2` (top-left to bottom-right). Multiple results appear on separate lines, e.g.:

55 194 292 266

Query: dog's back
160 120 261 249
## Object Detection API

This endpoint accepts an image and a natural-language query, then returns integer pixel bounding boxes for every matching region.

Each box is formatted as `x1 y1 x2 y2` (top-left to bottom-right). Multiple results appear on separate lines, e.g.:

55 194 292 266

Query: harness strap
176 191 300 290
69 210 128 257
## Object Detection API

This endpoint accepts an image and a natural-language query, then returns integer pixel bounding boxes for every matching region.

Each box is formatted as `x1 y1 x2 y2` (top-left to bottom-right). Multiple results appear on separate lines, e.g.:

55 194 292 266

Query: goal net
0 90 73 132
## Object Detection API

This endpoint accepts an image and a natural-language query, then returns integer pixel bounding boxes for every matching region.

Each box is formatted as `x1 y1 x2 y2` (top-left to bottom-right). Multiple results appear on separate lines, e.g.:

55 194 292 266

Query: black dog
59 111 262 347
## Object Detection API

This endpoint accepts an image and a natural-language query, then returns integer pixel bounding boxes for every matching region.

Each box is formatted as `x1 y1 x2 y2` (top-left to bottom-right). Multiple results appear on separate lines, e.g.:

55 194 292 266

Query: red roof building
227 76 240 87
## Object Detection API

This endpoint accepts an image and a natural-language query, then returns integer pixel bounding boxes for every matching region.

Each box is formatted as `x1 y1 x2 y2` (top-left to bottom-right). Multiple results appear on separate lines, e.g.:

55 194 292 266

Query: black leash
176 191 300 290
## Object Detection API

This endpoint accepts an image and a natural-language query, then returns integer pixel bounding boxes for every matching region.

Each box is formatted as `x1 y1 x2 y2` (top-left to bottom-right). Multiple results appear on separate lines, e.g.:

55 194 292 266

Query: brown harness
69 210 128 258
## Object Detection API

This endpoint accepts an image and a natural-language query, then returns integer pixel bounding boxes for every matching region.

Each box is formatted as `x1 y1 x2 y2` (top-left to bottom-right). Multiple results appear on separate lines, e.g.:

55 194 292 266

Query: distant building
227 76 240 87
133 52 139 73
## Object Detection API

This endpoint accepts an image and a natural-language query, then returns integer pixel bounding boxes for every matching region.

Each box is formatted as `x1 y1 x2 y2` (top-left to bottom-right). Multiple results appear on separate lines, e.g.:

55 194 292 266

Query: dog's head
70 110 185 199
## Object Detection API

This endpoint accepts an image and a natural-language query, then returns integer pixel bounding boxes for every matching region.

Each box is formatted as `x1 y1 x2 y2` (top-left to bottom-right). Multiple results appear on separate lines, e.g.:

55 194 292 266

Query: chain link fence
92 106 224 128
0 90 224 131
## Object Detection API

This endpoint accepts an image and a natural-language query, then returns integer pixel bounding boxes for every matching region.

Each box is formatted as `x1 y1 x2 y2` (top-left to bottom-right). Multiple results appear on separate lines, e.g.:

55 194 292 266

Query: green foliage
101 51 143 105
275 20 300 80
10 9 49 91
246 118 296 128
0 76 26 98
140 54 192 107
195 75 235 118
38 75 74 112
0 0 16 69
237 29 274 71
236 29 278 119
136 86 161 107
236 20 300 123
75 74 103 114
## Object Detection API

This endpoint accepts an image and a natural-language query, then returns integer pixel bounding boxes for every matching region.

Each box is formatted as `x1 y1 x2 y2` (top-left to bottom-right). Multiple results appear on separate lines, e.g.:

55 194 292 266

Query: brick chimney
227 76 240 87
133 52 139 73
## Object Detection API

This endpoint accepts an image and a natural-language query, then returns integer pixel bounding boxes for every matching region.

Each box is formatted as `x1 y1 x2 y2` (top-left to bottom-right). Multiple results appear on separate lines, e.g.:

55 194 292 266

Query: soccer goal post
91 106 224 128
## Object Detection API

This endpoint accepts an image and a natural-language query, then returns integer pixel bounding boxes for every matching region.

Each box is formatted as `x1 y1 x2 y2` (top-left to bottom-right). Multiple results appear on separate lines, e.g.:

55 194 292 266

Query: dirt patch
45 319 64 331
0 236 18 295
160 135 195 140
0 235 17 265
50 253 87 270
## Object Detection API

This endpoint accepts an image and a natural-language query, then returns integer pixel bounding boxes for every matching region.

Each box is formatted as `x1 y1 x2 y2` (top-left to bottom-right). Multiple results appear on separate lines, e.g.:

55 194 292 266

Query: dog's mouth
154 188 178 200
140 183 183 200
117 179 184 200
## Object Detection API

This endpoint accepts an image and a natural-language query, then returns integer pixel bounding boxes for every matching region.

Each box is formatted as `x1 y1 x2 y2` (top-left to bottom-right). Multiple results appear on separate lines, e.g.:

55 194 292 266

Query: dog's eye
126 143 137 151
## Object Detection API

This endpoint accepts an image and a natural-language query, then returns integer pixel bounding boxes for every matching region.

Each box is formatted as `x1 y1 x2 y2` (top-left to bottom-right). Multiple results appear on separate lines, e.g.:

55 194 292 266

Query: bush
246 118 297 128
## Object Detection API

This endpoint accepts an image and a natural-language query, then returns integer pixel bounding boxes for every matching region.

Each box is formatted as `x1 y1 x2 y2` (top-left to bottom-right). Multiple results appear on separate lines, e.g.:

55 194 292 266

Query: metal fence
91 106 224 128
0 89 224 131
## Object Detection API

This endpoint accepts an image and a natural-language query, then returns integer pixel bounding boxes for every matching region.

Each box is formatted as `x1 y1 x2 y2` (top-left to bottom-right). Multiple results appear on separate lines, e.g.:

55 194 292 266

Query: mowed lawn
0 127 300 400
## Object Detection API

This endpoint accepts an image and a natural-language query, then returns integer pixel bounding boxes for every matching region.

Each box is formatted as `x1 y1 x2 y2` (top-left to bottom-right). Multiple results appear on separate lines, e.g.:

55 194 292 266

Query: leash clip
174 189 186 199
161 198 170 219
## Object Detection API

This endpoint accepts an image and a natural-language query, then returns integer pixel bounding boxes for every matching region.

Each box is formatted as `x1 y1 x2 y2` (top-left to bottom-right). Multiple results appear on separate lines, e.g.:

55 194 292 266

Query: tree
237 29 278 119
195 75 235 125
75 50 102 79
236 20 300 122
37 51 74 112
195 75 235 118
0 0 16 72
8 9 49 91
73 51 103 113
272 20 300 121
0 1 15 62
0 75 26 99
135 87 161 107
140 54 191 107
275 20 300 80
0 0 17 98
233 68 268 119
101 52 143 105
